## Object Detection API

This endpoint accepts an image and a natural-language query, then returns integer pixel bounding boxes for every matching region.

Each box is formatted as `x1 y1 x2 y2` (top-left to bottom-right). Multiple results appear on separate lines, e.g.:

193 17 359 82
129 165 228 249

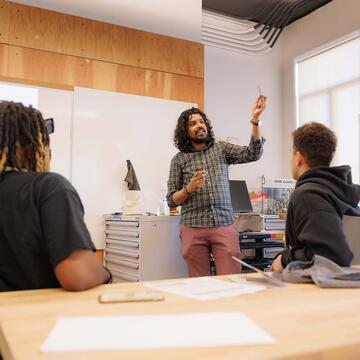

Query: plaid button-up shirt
167 136 265 228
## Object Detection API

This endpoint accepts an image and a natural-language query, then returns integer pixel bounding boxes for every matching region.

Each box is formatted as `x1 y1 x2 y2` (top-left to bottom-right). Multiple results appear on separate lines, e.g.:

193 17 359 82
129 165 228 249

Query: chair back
343 215 360 265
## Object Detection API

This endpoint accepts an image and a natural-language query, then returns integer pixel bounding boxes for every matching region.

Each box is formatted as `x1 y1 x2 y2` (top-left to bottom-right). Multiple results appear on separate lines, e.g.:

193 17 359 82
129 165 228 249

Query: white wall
204 43 284 193
281 0 360 177
11 0 202 42
205 0 360 190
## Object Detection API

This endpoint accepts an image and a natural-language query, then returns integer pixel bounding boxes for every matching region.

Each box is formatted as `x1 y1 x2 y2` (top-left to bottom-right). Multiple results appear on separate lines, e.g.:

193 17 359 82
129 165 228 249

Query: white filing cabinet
104 216 188 282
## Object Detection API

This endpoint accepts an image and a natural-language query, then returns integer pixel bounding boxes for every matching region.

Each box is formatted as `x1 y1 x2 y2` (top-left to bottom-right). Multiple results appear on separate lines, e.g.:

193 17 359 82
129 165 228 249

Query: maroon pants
180 224 242 277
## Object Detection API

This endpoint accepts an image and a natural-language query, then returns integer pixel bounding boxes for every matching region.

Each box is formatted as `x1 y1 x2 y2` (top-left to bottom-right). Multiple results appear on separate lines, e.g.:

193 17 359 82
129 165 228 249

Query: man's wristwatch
250 118 261 127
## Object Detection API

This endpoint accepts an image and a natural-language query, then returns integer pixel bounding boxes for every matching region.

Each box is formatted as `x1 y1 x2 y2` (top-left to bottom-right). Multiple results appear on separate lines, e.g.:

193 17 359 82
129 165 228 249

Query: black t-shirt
0 171 95 291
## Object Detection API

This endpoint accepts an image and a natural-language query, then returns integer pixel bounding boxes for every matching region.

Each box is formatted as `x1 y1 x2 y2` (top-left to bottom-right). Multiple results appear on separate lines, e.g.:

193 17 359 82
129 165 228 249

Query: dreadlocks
173 107 215 153
0 101 50 176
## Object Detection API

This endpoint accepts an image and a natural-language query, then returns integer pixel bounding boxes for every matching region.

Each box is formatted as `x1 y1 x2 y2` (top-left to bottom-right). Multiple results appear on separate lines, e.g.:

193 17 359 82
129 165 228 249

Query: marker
258 85 262 96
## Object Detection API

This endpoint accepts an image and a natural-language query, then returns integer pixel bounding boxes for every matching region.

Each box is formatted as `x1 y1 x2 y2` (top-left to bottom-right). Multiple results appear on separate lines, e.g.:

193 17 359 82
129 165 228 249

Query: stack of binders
262 215 286 231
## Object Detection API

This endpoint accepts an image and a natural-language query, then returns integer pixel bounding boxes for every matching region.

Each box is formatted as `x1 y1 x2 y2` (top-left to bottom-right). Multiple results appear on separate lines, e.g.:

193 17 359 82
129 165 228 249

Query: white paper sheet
41 312 275 352
146 277 266 300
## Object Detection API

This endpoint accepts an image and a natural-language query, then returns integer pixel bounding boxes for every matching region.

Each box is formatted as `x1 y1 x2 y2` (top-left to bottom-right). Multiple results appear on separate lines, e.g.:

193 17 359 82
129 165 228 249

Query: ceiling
202 0 333 26
10 0 202 42
201 0 334 52
10 0 334 53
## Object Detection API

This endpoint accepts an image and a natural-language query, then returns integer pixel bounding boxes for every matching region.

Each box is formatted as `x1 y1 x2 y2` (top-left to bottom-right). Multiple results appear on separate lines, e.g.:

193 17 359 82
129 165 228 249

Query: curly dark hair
292 122 337 167
173 107 215 153
0 101 50 176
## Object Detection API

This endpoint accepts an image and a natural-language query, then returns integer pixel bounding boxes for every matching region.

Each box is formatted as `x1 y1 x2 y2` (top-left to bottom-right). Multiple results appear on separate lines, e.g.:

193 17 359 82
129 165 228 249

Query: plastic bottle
157 185 169 216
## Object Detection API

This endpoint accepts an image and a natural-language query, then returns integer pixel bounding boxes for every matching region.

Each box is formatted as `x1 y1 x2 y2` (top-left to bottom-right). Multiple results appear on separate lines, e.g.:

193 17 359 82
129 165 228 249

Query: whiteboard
0 82 38 107
72 87 196 248
38 87 73 180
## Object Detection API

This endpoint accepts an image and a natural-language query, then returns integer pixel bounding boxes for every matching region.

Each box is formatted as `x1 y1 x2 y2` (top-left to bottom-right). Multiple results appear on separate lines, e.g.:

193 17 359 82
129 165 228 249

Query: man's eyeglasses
44 118 54 134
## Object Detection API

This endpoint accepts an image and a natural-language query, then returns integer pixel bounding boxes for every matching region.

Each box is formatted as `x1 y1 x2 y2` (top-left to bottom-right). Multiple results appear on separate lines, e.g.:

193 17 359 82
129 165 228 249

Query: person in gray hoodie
271 122 360 272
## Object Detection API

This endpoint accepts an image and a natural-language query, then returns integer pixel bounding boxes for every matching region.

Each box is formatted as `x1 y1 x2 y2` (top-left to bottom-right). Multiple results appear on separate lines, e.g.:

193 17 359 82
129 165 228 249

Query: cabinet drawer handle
110 269 139 282
106 238 139 247
106 230 139 238
106 220 139 228
106 256 139 269
106 248 139 259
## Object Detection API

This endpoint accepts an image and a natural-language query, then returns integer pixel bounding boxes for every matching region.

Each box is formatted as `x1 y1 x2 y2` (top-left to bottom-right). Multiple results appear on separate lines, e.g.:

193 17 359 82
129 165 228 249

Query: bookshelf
209 231 285 274
239 232 285 271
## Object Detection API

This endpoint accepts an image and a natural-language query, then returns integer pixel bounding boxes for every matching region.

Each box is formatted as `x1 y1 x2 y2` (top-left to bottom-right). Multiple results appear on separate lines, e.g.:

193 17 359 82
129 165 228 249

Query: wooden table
1 275 360 360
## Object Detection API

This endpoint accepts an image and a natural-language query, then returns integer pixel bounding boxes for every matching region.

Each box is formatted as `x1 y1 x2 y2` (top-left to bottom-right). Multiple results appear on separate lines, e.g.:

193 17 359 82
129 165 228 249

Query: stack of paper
146 277 266 300
41 312 275 352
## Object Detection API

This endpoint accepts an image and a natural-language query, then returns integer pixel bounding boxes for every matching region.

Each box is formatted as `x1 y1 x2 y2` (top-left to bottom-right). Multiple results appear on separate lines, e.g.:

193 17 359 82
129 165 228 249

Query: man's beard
192 135 209 144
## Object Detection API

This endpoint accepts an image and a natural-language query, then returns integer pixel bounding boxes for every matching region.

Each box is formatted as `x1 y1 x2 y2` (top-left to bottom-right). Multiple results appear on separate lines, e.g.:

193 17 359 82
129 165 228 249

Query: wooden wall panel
115 65 146 96
0 44 8 77
7 46 76 86
145 71 167 99
4 45 204 108
111 26 204 78
170 75 204 110
5 0 203 78
0 0 204 108
86 60 119 93
0 1 9 44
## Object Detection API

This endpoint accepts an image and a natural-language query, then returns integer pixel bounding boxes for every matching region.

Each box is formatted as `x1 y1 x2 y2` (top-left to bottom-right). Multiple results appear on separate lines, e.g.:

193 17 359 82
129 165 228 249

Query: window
296 34 360 183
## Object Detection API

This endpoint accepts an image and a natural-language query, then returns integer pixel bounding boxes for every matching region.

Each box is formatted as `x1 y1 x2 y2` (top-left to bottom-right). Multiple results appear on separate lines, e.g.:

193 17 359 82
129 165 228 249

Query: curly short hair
173 107 215 153
292 122 337 167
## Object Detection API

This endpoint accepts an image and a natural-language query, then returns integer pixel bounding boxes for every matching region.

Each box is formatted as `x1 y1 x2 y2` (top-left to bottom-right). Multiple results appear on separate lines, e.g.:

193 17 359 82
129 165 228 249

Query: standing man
167 96 266 277
271 122 360 272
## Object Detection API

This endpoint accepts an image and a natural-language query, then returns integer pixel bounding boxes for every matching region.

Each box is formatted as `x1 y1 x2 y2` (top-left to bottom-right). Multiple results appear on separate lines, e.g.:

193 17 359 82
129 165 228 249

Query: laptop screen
229 180 253 213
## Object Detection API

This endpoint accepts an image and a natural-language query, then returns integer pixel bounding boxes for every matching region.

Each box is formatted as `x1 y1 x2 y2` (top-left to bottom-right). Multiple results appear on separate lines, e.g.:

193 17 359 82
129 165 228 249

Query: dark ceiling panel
203 0 333 26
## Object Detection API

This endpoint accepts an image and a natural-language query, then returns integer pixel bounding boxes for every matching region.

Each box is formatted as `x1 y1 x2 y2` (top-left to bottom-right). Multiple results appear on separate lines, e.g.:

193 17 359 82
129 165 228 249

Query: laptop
232 256 286 287
229 180 253 213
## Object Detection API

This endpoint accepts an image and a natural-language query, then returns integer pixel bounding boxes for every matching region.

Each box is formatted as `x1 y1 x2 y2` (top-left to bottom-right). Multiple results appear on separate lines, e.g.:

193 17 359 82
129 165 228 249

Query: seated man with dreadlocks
0 101 111 291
